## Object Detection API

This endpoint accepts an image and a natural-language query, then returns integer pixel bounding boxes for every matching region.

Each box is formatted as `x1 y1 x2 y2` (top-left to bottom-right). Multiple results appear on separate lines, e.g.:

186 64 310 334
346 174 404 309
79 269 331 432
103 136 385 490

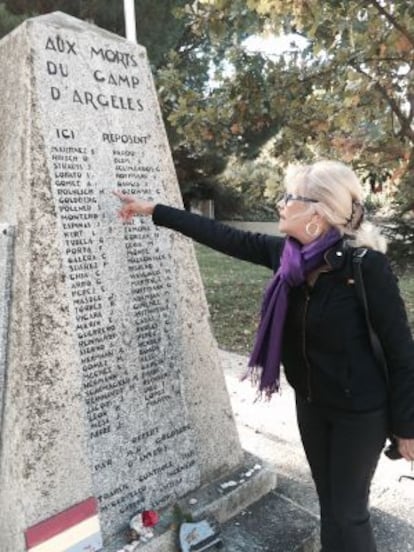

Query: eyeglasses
278 192 319 206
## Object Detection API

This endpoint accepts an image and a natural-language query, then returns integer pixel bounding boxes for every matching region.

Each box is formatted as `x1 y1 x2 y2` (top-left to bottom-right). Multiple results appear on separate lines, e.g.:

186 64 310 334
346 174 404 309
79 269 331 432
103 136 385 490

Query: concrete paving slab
221 491 318 552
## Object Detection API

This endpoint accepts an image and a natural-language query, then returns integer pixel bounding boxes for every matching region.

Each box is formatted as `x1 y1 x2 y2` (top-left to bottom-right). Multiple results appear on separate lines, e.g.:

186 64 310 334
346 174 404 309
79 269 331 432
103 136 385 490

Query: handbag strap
352 248 389 385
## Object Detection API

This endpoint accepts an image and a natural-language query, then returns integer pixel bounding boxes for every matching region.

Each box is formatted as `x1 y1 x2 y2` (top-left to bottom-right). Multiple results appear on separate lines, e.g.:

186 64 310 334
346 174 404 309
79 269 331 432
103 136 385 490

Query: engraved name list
32 26 201 535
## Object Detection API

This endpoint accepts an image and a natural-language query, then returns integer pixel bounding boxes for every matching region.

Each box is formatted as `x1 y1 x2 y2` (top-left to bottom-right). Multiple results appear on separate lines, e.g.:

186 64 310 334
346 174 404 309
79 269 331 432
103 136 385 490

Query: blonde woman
114 160 414 552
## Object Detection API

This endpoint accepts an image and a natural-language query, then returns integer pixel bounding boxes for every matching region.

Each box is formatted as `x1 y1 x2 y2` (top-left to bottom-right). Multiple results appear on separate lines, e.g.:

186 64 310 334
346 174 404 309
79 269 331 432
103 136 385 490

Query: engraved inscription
32 25 201 535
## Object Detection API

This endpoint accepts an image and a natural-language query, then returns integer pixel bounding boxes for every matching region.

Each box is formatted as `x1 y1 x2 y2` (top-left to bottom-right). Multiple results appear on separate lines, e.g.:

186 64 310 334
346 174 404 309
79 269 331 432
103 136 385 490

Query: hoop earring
305 221 320 238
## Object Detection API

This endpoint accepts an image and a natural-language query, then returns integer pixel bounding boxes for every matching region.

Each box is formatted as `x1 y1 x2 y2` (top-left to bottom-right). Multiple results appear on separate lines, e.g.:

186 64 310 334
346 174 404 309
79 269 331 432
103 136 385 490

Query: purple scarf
246 227 341 398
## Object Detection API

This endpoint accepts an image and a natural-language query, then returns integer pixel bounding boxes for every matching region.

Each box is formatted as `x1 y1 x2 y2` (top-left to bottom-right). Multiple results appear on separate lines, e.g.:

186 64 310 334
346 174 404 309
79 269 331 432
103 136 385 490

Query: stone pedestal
0 13 275 551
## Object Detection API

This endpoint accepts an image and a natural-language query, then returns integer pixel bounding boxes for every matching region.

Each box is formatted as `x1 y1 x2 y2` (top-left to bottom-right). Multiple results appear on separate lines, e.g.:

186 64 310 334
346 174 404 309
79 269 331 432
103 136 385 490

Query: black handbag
352 248 402 460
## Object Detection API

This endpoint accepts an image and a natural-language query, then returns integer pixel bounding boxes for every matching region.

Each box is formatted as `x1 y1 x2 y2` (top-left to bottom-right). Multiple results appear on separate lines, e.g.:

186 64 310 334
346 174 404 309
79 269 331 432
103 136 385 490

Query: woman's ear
313 211 330 232
311 212 322 224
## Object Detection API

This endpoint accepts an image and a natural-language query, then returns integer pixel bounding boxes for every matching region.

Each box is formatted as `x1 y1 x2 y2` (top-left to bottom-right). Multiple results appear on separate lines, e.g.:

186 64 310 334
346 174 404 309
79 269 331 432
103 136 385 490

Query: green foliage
215 154 283 219
156 0 291 162
0 3 26 36
194 0 414 207
195 243 271 353
172 503 193 524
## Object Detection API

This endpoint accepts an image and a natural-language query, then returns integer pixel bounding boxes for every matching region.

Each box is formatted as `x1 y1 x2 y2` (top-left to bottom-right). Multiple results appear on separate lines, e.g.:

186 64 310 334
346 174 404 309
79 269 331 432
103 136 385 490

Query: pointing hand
113 190 155 222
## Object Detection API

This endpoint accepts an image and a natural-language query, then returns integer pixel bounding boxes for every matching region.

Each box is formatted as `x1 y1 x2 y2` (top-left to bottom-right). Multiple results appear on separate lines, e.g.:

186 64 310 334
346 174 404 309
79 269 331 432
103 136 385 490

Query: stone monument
0 12 275 551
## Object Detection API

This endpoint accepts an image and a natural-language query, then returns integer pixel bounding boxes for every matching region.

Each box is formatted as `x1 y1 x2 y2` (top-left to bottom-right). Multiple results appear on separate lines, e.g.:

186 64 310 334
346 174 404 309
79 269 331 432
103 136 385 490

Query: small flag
25 497 103 552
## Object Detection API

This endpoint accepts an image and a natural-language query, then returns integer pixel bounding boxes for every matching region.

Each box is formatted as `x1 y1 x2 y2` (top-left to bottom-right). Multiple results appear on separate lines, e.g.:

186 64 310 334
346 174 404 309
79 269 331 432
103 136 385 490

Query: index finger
113 190 132 202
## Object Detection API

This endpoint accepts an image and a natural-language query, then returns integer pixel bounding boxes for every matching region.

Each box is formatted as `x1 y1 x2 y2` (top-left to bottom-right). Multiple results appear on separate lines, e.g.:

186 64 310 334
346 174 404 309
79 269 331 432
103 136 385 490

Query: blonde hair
284 160 387 252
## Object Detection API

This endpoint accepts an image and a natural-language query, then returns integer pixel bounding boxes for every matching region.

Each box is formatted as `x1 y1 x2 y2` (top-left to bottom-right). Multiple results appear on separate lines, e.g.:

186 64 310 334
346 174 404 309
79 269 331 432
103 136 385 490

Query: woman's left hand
397 437 414 461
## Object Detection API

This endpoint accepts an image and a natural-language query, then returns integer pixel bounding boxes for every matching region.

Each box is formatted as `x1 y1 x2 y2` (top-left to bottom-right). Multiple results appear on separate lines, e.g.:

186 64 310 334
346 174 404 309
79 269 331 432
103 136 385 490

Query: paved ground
219 350 414 551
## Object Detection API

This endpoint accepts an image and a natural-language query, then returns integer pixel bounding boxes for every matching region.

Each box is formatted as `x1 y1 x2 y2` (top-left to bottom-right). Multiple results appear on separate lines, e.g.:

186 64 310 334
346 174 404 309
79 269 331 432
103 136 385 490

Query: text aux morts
46 37 144 111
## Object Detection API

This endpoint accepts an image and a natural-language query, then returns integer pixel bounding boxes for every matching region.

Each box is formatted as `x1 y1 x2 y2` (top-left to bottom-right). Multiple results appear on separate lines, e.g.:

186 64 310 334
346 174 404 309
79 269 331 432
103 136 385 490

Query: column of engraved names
124 223 175 406
121 224 198 510
51 144 130 439
113 148 174 405
110 149 200 514
114 150 176 407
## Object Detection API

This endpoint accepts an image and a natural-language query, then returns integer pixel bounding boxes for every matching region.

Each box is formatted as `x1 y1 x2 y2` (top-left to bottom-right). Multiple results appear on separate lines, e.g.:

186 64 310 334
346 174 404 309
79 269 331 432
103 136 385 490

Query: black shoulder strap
352 248 389 384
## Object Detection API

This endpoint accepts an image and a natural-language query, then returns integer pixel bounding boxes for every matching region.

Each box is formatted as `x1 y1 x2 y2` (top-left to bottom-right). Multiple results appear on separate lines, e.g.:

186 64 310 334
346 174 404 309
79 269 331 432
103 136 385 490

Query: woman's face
277 192 322 243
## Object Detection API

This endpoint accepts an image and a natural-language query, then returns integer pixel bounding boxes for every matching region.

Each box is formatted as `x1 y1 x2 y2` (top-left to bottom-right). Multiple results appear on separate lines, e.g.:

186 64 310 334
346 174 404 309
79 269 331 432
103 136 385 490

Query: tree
167 0 414 211
154 1 306 207
156 1 291 159
0 3 26 36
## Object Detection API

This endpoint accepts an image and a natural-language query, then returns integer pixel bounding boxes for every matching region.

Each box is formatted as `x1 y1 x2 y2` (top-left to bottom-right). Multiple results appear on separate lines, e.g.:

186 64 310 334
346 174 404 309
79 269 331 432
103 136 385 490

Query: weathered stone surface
0 12 245 551
0 224 14 432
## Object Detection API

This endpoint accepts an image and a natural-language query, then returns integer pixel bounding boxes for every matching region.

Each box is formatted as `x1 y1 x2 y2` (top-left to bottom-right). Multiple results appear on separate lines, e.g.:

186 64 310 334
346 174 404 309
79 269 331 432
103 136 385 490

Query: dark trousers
296 395 387 552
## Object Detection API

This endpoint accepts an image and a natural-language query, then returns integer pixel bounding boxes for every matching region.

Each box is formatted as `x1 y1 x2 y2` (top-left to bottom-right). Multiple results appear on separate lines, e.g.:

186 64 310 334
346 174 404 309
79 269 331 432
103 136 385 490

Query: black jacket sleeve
363 250 414 438
152 204 284 270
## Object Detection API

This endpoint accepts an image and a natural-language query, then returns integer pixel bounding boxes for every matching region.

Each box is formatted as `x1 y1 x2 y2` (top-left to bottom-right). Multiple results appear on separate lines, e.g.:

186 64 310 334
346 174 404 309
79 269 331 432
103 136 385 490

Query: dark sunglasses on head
278 192 319 206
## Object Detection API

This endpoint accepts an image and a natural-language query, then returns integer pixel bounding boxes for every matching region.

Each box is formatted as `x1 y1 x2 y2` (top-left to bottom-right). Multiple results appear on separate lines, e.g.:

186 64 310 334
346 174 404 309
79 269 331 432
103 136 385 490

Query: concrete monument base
109 453 277 551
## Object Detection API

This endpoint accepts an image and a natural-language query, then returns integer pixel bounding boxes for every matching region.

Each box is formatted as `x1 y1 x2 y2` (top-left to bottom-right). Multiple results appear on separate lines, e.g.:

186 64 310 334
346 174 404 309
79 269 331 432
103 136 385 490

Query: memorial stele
0 11 275 552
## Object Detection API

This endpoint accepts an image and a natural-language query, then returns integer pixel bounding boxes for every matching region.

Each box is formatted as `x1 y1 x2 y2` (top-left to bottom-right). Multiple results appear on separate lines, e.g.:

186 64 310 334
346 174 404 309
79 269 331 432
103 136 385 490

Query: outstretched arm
114 192 284 270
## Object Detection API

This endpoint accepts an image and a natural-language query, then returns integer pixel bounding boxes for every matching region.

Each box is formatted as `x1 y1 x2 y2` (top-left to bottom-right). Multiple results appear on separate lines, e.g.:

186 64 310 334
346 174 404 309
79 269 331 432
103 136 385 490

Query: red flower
142 510 159 527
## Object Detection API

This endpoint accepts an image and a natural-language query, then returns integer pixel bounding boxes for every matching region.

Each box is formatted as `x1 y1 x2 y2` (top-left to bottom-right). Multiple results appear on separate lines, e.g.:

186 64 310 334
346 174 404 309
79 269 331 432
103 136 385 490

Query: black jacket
153 204 414 438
